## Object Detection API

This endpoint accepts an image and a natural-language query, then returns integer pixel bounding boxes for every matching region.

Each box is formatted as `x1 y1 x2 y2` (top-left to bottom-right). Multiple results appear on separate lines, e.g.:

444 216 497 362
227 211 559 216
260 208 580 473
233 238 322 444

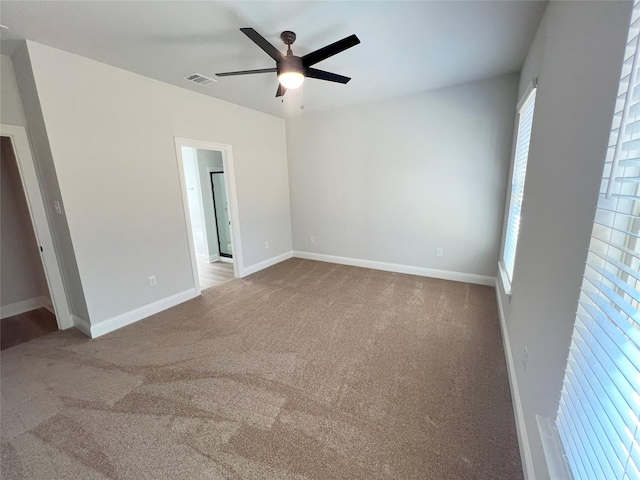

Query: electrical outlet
436 248 443 257
148 275 157 287
265 241 269 249
522 347 528 371
310 236 315 244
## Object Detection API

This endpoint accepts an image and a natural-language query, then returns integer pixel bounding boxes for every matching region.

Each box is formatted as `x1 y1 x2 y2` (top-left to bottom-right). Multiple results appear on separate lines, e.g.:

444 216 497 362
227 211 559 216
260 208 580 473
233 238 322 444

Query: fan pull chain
299 83 304 110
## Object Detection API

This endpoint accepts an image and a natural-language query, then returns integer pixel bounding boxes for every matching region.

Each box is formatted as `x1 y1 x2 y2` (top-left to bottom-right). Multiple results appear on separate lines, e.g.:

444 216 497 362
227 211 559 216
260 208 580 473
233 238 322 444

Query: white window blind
502 86 537 286
557 3 640 479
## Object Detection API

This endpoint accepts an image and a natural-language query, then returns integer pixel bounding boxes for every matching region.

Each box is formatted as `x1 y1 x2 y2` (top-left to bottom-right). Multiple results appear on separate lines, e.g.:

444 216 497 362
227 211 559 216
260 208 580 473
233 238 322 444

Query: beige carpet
0 258 522 479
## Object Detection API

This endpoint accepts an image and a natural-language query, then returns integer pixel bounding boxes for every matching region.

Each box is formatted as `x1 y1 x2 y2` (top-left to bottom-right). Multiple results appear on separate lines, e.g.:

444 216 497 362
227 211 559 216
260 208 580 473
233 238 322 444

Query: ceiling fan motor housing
278 55 305 76
280 31 297 46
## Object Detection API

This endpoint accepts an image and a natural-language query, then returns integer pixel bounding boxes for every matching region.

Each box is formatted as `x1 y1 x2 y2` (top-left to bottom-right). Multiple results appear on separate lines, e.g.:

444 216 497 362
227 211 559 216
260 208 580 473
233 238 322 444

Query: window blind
557 3 640 479
502 86 537 285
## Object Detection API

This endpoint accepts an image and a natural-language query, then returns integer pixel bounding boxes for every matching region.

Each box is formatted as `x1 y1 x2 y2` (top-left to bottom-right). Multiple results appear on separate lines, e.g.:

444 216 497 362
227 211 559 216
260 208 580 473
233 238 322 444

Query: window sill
498 262 512 297
537 416 572 480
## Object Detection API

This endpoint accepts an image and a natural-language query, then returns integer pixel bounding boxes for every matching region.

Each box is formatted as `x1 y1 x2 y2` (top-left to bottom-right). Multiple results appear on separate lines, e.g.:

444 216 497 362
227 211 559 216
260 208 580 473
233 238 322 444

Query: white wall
496 2 632 478
183 147 225 261
286 74 518 277
181 147 207 258
0 137 50 310
22 40 292 325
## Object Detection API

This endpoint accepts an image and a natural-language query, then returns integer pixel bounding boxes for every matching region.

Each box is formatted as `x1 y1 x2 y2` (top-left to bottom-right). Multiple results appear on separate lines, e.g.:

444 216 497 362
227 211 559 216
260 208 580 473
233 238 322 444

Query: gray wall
286 74 518 277
22 40 291 324
1 54 49 309
0 137 50 308
1 54 27 126
11 44 91 322
181 147 207 258
496 1 632 478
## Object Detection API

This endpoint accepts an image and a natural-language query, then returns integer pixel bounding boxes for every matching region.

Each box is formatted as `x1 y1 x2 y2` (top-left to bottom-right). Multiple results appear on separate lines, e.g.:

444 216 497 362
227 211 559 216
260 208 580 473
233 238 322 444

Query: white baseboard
197 253 220 263
73 315 92 337
495 282 534 480
1 296 52 319
88 288 197 339
293 251 496 286
240 251 293 277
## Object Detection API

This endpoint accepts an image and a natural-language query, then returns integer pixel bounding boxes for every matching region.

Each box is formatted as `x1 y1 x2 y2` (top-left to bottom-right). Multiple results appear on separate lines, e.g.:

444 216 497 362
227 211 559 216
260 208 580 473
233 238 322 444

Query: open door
0 124 73 330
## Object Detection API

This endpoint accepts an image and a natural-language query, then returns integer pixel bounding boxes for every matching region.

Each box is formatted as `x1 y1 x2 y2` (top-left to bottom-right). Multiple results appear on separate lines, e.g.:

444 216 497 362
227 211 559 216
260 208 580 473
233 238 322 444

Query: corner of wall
239 251 293 278
10 41 91 323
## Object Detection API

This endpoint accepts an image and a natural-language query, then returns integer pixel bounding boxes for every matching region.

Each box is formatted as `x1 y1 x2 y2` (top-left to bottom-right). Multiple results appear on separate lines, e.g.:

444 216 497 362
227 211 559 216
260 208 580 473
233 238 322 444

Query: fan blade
276 84 286 97
240 27 284 62
216 68 277 77
306 68 351 84
302 34 360 67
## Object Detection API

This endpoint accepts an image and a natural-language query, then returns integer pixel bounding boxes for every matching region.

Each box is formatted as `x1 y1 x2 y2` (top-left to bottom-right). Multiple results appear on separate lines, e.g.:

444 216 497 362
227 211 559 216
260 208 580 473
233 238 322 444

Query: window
500 84 537 292
556 3 640 479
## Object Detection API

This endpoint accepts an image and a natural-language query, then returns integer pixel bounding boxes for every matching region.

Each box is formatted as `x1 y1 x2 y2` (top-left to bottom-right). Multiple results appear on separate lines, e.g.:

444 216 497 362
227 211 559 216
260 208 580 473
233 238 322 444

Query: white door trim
174 138 242 293
1 124 73 329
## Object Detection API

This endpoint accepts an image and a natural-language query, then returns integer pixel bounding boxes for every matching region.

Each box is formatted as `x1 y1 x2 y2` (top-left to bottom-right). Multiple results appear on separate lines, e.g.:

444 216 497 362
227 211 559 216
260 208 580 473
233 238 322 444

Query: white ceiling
0 1 547 118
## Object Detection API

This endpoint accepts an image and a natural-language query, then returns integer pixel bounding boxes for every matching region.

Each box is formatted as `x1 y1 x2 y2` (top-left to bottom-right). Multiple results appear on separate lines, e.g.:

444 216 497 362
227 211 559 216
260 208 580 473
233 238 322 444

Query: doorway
1 135 57 348
0 130 73 348
174 138 242 294
0 125 73 334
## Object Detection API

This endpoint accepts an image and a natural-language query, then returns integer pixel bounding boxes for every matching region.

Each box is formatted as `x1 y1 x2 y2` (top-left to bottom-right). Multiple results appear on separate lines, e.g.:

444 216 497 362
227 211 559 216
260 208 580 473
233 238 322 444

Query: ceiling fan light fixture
216 28 360 97
278 71 305 89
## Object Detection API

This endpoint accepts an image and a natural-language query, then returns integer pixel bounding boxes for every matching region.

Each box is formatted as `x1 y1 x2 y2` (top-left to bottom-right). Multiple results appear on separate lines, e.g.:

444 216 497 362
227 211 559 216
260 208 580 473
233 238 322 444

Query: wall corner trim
240 251 293 278
88 288 197 338
73 315 92 337
293 251 496 286
495 281 535 480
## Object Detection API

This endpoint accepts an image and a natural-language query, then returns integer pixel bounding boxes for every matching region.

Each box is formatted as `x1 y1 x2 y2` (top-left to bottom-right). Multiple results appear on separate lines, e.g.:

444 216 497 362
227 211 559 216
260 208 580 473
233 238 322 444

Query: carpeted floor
0 258 522 479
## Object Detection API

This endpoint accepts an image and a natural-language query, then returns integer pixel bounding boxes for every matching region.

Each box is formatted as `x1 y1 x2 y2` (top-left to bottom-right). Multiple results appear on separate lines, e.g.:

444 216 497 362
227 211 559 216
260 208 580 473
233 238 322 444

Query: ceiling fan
216 28 360 97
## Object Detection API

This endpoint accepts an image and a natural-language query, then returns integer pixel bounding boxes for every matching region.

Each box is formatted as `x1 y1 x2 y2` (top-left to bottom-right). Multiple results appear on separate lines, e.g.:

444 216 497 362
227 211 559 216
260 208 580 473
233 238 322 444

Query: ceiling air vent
183 73 217 86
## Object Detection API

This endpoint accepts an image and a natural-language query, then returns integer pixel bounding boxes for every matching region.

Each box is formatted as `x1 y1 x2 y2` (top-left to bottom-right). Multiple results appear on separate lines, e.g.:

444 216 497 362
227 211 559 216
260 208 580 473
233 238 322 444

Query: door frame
206 165 222 261
209 171 232 259
174 138 242 294
1 124 73 329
